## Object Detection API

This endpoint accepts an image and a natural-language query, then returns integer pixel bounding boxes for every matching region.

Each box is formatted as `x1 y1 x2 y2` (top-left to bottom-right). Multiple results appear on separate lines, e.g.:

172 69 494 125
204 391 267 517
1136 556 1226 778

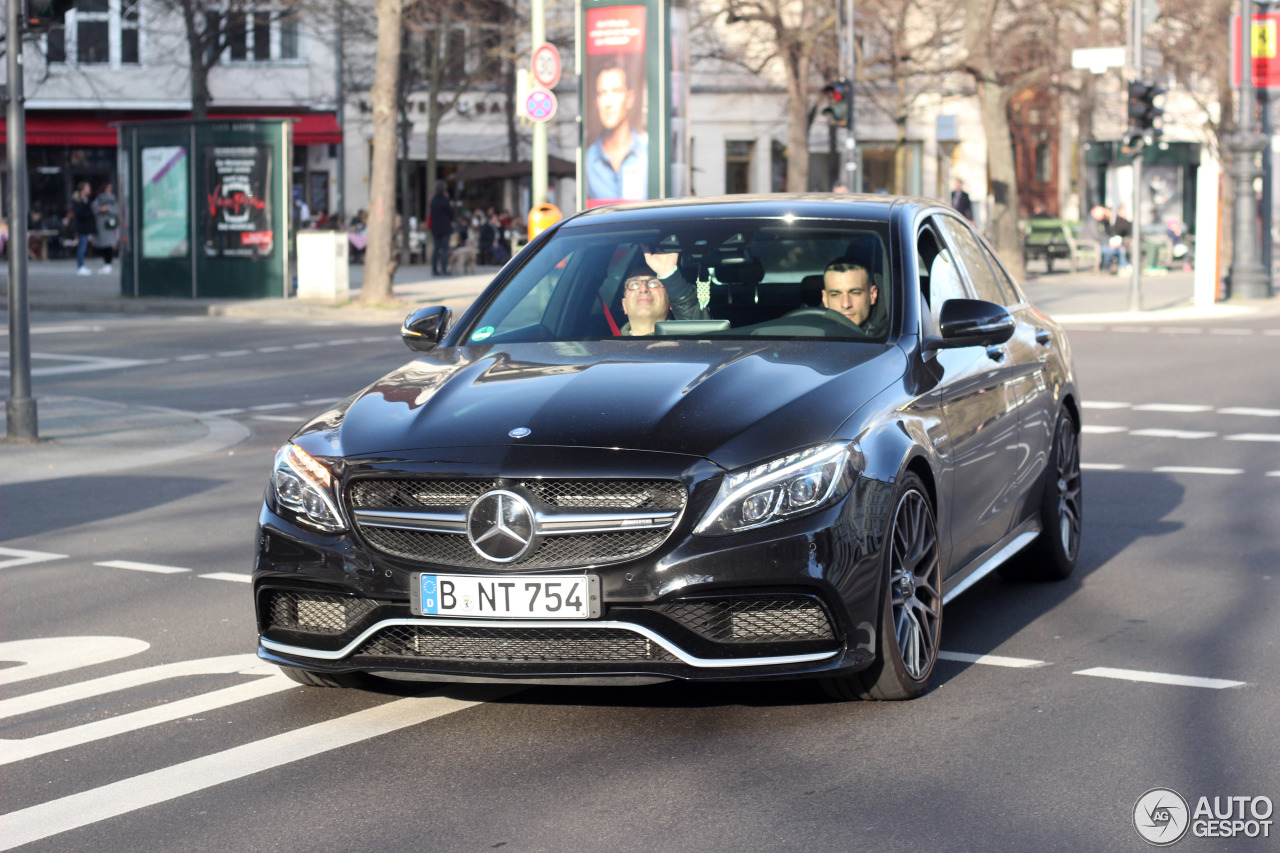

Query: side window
917 222 969 330
936 215 1013 306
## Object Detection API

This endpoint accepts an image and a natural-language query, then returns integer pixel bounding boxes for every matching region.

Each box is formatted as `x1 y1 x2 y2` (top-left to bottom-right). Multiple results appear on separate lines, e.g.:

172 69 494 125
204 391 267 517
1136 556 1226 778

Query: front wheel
821 472 943 701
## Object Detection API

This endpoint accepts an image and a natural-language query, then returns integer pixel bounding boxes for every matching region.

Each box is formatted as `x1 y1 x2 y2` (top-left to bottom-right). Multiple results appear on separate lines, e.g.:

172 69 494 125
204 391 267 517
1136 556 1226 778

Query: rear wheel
278 665 367 689
821 473 942 701
1001 409 1082 582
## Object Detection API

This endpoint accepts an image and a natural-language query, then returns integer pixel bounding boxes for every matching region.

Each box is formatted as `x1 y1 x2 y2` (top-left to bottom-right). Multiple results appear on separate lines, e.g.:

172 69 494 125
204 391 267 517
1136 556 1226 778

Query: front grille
359 526 668 569
357 625 678 663
267 590 379 635
348 478 687 569
658 596 834 643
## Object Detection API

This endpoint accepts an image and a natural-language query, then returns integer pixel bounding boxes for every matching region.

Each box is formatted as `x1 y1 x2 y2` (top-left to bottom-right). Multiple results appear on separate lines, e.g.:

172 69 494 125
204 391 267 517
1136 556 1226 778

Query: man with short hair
585 64 648 201
822 260 879 330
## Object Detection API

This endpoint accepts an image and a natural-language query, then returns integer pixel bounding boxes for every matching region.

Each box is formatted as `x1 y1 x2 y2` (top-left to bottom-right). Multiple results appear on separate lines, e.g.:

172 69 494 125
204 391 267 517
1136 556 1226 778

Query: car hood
295 340 906 471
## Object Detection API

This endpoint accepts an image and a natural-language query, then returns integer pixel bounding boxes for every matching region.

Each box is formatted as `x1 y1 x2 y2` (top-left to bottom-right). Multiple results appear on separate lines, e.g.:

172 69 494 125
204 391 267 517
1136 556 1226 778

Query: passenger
618 250 707 336
820 259 879 331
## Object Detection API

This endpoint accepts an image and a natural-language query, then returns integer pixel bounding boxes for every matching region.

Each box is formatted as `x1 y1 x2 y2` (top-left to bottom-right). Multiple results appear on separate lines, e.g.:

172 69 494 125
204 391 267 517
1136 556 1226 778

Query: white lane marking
1269 471 1280 477
1209 328 1253 336
0 655 264 720
0 692 512 851
174 354 210 362
254 415 304 422
1157 327 1201 335
0 324 105 336
1265 329 1280 336
937 651 1049 668
1074 667 1245 690
1082 425 1128 434
1082 401 1131 410
256 346 289 353
1129 428 1216 439
3 354 155 378
0 547 68 570
0 637 150 688
327 339 358 346
215 350 252 358
95 560 190 575
293 342 324 349
198 572 252 583
200 407 245 416
1081 463 1125 470
302 397 340 405
1219 407 1280 417
1153 466 1244 475
249 402 295 411
360 336 386 342
1132 403 1214 413
1114 327 1152 333
0 675 297 765
1225 433 1280 442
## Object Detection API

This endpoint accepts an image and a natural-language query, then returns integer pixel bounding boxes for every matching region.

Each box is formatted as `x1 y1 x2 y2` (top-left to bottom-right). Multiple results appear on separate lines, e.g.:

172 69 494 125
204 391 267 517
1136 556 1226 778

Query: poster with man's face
584 6 649 206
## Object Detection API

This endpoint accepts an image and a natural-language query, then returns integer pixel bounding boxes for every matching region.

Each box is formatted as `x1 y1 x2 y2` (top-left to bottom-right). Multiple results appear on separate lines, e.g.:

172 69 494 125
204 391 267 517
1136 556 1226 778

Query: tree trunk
362 0 403 304
783 51 811 192
974 78 1024 278
180 1 212 119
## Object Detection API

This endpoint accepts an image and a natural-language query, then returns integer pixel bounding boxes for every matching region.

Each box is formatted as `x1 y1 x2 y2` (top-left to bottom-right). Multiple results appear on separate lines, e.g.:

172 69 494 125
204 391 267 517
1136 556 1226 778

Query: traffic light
24 0 77 30
821 79 853 128
1126 80 1165 147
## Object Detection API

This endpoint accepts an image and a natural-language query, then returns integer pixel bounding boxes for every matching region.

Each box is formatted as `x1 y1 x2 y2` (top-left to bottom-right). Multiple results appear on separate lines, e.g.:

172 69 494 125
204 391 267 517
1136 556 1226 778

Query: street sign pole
1229 0 1273 299
6 0 39 442
1128 0 1145 311
531 0 548 206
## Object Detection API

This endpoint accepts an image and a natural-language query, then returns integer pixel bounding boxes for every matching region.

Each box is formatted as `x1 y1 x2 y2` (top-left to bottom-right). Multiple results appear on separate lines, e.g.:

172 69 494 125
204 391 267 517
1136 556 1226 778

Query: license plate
410 573 601 619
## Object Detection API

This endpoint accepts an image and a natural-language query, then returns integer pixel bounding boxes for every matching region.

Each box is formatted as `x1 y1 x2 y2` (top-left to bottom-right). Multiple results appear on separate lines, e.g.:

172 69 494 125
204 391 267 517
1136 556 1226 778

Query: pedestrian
93 182 119 274
950 179 974 222
68 182 96 275
428 184 455 276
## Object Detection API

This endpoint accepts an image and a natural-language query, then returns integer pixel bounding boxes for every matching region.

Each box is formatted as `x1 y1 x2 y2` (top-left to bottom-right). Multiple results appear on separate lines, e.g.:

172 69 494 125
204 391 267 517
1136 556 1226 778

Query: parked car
253 195 1082 700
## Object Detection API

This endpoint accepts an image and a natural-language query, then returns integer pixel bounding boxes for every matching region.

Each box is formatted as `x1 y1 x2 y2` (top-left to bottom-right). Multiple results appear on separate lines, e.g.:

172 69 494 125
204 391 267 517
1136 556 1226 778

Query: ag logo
1134 788 1190 845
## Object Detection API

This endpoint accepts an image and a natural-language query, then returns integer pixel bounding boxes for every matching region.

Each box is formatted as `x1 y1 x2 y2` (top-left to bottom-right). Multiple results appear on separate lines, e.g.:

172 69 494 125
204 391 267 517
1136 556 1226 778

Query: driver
618 250 708 336
821 259 879 331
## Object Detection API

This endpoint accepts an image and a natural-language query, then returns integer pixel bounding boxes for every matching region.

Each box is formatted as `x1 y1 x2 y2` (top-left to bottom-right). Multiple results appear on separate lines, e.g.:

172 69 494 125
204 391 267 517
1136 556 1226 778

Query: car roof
561 194 932 228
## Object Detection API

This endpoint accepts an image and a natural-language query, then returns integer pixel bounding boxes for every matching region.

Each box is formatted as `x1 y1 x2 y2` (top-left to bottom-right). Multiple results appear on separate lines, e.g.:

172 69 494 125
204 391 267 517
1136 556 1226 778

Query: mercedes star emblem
466 490 536 563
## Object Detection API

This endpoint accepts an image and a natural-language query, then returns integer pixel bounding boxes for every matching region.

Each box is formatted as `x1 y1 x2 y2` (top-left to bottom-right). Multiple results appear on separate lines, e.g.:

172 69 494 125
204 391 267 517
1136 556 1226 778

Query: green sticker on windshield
471 326 494 342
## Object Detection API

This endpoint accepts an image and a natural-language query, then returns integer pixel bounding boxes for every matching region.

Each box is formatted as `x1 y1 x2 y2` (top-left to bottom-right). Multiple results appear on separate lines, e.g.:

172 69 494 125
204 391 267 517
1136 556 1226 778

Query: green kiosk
117 119 291 299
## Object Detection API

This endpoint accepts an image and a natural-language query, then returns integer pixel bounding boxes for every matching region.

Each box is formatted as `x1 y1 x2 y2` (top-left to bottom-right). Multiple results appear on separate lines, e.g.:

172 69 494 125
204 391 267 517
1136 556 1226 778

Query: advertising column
578 0 688 208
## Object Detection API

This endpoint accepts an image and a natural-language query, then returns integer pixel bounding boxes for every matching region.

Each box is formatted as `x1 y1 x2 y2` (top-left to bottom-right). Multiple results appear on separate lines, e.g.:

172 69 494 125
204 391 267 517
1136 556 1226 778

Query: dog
448 243 478 275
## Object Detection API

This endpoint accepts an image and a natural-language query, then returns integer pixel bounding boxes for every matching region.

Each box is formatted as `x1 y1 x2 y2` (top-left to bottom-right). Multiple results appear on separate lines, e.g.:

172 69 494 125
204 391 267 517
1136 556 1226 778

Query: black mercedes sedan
253 195 1082 700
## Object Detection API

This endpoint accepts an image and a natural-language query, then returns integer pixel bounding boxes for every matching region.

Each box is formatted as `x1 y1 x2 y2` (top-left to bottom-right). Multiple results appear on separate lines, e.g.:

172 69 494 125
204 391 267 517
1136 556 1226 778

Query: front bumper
253 465 892 684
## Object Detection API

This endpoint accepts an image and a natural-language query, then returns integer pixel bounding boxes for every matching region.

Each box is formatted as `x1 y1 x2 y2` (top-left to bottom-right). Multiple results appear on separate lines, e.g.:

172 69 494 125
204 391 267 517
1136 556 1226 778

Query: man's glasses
624 277 665 291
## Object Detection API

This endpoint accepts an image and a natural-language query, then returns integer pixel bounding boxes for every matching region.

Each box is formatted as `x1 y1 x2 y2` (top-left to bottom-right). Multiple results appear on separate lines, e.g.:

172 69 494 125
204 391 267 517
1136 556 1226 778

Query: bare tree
703 0 837 191
360 0 405 304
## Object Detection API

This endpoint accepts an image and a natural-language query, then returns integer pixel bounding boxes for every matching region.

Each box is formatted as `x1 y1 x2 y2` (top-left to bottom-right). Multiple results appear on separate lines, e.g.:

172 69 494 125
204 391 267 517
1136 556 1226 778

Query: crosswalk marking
1082 425 1127 434
0 675 297 765
0 692 511 851
1224 433 1280 442
1081 463 1125 470
95 560 190 575
1219 407 1280 417
1132 403 1214 413
1128 428 1216 439
0 637 150 688
1153 466 1244 476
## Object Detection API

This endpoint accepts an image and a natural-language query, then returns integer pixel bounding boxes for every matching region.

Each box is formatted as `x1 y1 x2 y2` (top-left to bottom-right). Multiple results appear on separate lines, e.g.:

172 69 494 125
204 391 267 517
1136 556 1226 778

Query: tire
1001 409 1083 582
820 472 943 701
278 664 367 689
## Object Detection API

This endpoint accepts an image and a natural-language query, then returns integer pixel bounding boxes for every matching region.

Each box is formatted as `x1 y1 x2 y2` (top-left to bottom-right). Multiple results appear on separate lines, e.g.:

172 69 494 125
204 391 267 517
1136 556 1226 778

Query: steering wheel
779 306 869 337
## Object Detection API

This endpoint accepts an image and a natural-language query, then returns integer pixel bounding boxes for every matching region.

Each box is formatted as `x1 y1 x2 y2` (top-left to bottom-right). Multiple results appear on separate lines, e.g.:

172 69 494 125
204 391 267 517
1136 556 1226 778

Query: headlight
695 443 857 535
271 443 345 532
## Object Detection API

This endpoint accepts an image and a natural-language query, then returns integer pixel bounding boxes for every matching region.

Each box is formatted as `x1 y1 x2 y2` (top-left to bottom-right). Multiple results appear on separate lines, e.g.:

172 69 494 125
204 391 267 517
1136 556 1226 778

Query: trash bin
296 231 350 301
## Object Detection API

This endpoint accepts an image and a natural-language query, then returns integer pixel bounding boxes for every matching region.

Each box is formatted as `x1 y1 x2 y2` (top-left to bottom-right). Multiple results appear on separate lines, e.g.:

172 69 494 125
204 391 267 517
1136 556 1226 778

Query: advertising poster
204 146 274 258
583 5 649 206
141 146 189 259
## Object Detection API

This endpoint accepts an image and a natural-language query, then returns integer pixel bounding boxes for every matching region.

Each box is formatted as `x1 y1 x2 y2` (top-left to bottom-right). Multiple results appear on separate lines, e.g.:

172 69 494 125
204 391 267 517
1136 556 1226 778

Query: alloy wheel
889 489 941 680
1055 420 1083 561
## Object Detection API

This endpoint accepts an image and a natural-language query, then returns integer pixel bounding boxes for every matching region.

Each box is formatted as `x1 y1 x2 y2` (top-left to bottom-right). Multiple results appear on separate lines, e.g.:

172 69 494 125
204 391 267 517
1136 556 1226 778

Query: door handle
1035 328 1052 347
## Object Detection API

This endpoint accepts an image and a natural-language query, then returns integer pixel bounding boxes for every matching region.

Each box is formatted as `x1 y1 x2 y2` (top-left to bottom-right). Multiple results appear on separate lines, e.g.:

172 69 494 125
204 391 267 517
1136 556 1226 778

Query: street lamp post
6 0 39 442
1229 0 1273 299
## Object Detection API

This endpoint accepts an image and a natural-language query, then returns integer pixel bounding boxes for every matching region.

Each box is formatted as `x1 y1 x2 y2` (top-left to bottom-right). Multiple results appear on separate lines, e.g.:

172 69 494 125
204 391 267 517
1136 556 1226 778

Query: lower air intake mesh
358 625 678 663
657 596 834 643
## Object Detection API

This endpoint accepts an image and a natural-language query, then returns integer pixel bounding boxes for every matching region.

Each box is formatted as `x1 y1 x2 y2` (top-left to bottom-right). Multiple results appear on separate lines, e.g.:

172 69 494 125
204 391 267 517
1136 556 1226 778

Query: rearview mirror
401 306 452 352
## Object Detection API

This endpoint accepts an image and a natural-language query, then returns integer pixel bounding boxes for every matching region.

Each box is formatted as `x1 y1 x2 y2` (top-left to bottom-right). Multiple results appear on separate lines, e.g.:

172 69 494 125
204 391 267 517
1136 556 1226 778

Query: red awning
0 111 343 146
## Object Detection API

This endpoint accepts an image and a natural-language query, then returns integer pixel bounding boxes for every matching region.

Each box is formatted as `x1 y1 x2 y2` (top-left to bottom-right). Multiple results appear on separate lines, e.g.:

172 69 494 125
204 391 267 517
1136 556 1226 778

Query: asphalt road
2 308 1278 852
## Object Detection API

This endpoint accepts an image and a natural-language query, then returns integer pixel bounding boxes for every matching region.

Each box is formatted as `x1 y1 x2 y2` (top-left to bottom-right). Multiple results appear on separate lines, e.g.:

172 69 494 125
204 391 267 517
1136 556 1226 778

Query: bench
1023 219 1100 273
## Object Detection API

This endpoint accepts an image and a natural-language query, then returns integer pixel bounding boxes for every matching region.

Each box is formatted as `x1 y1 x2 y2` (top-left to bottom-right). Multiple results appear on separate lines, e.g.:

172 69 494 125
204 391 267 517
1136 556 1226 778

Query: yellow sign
1255 19 1277 59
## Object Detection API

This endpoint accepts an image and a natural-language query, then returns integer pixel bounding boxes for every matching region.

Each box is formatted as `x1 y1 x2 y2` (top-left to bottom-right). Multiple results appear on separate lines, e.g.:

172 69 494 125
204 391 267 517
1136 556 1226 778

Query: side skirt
942 518 1041 604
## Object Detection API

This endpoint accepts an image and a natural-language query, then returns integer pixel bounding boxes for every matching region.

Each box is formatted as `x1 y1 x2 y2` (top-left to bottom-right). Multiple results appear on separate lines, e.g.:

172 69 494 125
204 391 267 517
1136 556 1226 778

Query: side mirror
928 299 1015 350
401 306 452 352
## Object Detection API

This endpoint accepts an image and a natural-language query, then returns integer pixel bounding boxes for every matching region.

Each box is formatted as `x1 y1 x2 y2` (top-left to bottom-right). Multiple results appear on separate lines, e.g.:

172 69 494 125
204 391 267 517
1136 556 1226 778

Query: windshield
459 217 892 345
